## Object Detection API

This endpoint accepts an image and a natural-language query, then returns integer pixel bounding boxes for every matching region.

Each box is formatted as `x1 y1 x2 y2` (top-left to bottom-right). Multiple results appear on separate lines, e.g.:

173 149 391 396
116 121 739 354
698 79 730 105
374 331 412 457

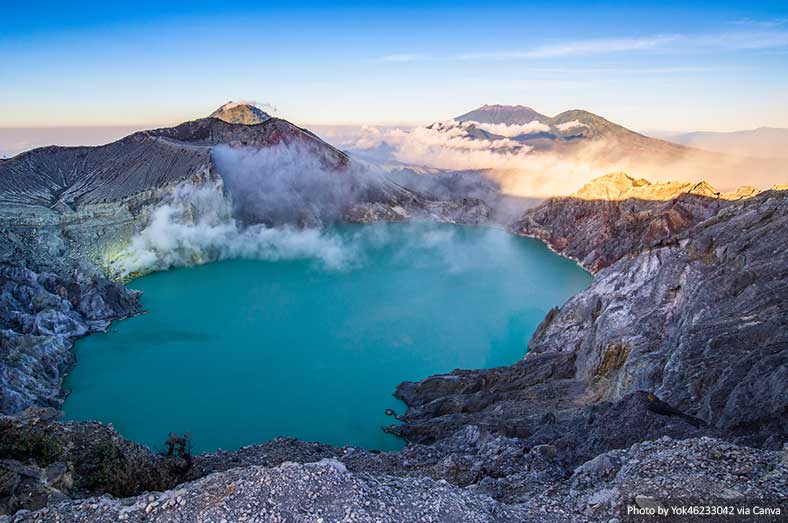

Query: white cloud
397 121 526 152
529 66 735 74
522 35 680 58
555 120 588 132
346 123 608 198
352 125 384 149
472 120 550 137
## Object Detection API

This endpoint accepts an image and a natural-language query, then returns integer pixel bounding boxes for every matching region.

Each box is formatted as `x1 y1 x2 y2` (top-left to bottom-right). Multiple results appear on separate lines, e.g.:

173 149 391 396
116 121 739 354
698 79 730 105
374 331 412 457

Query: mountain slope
0 113 348 209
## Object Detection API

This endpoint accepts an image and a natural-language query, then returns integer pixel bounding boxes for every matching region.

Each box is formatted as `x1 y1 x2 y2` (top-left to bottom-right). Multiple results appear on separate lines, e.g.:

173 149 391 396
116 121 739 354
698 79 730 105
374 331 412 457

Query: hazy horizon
2 113 786 160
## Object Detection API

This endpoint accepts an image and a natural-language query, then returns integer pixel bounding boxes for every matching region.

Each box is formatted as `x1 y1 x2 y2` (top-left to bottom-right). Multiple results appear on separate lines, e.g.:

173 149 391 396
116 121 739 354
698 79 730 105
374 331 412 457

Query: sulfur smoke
107 142 479 277
108 181 357 277
212 144 375 225
107 183 513 278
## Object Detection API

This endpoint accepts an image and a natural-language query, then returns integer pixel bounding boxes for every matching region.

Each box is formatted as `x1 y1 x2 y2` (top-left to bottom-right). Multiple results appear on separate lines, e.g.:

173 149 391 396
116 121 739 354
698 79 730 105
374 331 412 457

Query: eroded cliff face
510 172 760 272
0 266 142 414
529 190 788 436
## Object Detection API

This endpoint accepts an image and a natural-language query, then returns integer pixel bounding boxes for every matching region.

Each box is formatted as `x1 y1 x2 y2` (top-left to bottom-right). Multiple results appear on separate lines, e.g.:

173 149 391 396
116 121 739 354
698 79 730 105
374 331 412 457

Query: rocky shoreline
0 112 786 521
389 177 787 455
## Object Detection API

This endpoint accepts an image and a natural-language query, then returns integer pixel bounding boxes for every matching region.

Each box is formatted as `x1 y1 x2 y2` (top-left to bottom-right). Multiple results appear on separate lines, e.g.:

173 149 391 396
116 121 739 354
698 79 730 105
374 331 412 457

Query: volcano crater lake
63 223 591 453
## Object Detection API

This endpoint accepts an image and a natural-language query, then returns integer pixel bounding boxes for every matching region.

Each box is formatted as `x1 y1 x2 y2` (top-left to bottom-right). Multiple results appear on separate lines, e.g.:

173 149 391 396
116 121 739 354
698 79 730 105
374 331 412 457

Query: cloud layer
474 121 550 137
347 119 786 198
555 120 587 132
347 122 606 198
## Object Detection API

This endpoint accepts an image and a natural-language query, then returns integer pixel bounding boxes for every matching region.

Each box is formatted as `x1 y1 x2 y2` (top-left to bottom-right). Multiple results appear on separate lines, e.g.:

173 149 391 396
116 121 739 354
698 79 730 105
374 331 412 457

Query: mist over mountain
657 127 788 160
346 103 692 160
451 105 690 155
343 104 788 196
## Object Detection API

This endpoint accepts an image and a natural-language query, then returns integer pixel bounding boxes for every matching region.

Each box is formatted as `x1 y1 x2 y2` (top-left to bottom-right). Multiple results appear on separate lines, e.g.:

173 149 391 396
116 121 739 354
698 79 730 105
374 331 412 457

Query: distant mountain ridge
659 127 788 159
449 104 691 158
456 104 549 125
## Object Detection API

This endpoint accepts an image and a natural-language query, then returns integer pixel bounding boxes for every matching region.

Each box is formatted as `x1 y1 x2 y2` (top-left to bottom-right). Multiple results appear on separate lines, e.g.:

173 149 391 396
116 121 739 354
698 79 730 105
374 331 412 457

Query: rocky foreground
0 108 786 521
2 425 786 522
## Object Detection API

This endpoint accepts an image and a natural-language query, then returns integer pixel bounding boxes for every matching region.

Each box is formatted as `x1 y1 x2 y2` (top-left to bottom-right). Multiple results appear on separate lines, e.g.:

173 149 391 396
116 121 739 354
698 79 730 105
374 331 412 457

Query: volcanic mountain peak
209 101 271 125
443 104 697 161
549 109 620 137
0 113 348 209
455 105 625 133
456 105 630 137
455 104 549 125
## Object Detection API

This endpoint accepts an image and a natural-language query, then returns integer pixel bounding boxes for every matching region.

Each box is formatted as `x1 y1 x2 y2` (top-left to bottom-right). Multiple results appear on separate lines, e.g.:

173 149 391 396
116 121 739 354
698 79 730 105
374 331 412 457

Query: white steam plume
108 182 515 278
110 141 390 277
213 144 375 224
108 183 355 276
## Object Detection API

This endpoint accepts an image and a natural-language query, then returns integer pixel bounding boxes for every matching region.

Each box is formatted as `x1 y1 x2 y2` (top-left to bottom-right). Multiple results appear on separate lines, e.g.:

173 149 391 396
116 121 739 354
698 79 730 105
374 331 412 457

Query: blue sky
1 1 787 130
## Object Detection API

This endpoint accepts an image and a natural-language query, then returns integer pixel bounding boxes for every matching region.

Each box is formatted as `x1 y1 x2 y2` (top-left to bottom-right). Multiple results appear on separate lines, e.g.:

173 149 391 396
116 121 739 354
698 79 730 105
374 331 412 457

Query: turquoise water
63 223 590 453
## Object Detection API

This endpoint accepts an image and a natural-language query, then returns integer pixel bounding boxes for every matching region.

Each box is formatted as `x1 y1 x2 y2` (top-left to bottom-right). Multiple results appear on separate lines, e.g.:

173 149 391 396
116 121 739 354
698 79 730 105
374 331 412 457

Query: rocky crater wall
0 113 785 520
